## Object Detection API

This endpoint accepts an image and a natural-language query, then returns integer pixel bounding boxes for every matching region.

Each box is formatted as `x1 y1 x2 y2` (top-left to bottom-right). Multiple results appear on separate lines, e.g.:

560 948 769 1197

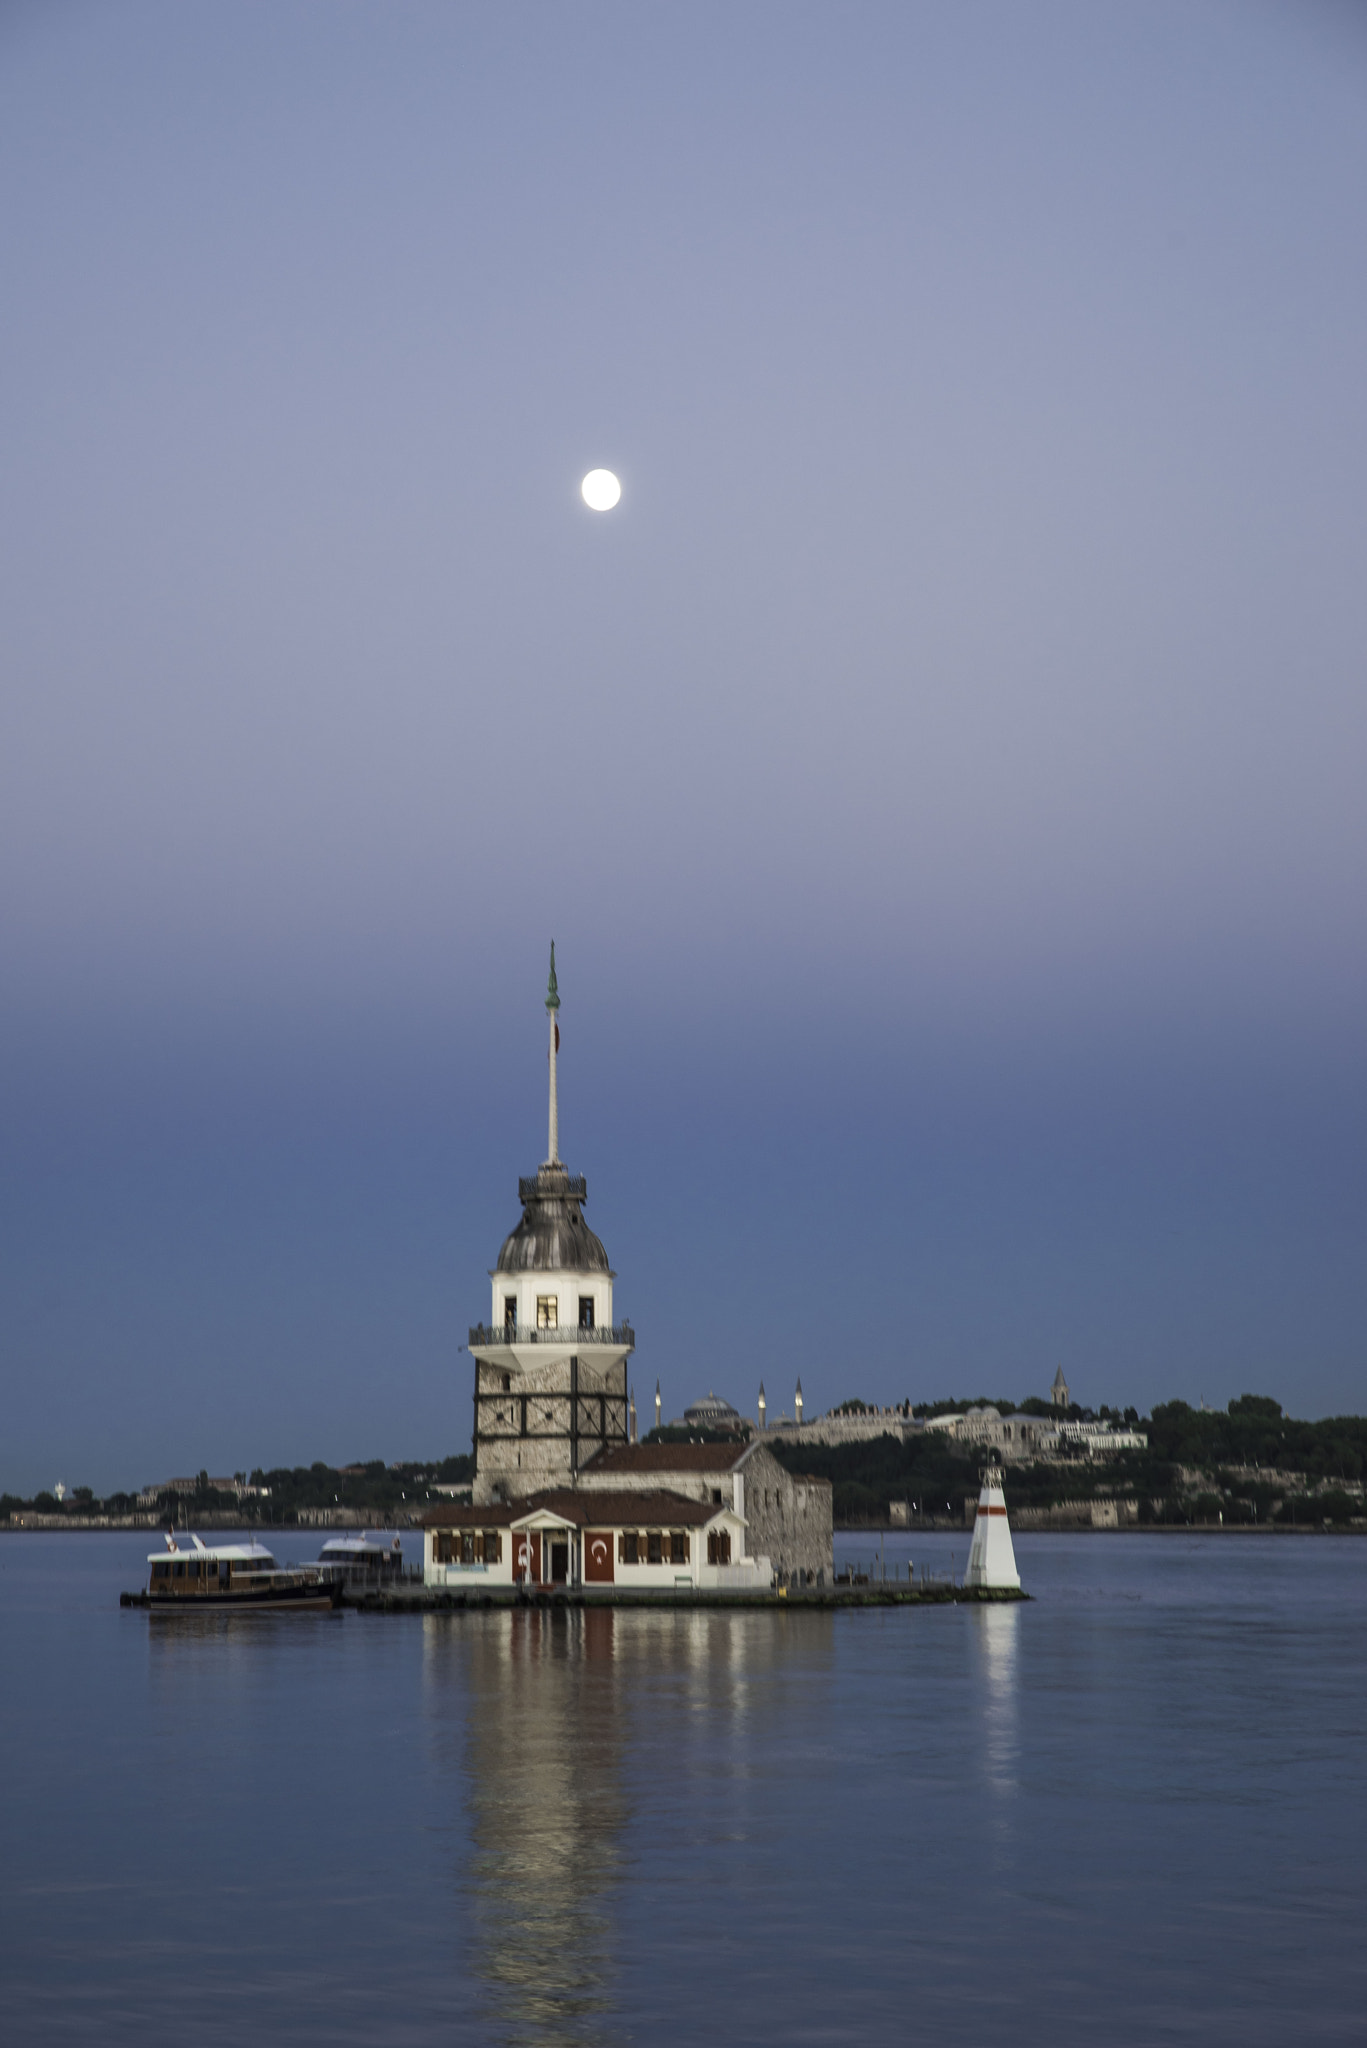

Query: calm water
1 1530 1364 2045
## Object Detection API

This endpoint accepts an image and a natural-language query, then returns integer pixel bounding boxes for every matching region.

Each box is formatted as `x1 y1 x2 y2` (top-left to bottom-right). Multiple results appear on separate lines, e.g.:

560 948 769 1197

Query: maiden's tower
467 947 635 1504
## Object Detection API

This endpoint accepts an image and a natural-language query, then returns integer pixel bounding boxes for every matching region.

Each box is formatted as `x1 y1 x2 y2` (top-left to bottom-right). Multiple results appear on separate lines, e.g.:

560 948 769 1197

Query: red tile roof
515 1489 723 1528
582 1442 745 1476
420 1486 727 1530
418 1502 518 1529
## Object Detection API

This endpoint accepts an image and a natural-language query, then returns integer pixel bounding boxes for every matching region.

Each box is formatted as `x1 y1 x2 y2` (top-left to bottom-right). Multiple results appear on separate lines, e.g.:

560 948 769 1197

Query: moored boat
315 1533 406 1586
120 1533 341 1610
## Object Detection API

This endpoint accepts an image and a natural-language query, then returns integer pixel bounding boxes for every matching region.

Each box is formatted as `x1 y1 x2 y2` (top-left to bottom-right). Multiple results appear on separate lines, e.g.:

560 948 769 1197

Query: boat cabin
146 1535 278 1595
316 1535 404 1582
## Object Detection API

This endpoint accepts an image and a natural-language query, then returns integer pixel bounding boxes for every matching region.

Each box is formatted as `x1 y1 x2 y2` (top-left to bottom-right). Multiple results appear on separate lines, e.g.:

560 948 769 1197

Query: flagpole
546 941 560 1165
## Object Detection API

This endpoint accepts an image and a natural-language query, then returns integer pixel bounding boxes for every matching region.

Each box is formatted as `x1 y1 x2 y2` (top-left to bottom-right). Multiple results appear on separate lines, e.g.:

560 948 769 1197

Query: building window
461 1531 476 1565
502 1373 511 1391
536 1296 558 1329
708 1530 732 1566
482 1532 502 1565
578 1296 595 1329
619 1532 639 1565
669 1531 690 1565
504 1296 516 1331
647 1531 662 1565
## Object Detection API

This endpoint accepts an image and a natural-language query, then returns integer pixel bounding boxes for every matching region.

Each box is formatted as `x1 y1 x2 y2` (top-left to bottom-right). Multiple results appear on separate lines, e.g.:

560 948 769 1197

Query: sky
1 3 1365 1494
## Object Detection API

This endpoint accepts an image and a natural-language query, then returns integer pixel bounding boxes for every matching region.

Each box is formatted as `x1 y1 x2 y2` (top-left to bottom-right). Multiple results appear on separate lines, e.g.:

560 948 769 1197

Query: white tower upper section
468 945 633 1376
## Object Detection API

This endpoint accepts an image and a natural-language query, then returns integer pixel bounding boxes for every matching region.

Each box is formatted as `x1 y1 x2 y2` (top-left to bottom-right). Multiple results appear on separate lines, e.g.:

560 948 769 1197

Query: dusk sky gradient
2 4 1365 1493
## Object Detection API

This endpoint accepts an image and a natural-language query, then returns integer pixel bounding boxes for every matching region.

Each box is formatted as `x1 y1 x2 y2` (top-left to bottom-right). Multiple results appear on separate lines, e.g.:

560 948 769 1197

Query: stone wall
741 1442 834 1585
1004 1498 1140 1530
763 1411 917 1449
473 1354 629 1505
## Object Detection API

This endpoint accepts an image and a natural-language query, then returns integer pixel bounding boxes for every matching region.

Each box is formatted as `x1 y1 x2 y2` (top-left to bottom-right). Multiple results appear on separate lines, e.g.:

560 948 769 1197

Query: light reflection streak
973 1603 1021 1807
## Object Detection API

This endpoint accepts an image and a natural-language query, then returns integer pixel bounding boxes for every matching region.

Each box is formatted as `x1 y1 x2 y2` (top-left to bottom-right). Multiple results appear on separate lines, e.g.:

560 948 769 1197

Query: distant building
1051 1366 1070 1409
138 1476 264 1505
1052 1419 1148 1457
766 1399 920 1449
678 1392 746 1435
923 1403 1145 1462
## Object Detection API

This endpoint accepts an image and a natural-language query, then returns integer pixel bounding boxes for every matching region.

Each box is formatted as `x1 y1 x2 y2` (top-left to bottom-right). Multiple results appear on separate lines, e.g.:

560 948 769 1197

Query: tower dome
495 1164 610 1275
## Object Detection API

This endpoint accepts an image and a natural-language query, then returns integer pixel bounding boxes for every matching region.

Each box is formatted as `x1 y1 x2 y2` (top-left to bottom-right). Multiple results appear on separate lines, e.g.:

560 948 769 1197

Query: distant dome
495 1163 611 1275
683 1391 743 1430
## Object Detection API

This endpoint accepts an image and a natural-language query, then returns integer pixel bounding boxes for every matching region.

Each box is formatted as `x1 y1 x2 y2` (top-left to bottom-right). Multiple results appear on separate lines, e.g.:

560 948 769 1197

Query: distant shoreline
3 1516 1360 1537
837 1520 1363 1536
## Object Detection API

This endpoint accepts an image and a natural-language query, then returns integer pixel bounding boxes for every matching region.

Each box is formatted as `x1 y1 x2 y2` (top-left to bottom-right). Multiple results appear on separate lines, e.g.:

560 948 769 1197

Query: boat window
152 1561 170 1581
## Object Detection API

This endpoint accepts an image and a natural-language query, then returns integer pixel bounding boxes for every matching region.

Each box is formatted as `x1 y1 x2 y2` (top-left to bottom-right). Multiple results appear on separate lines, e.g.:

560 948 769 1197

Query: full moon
581 468 621 511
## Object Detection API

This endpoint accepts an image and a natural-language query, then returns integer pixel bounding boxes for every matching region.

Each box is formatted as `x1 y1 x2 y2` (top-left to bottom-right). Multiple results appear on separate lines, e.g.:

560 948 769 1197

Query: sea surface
1 1529 1364 2046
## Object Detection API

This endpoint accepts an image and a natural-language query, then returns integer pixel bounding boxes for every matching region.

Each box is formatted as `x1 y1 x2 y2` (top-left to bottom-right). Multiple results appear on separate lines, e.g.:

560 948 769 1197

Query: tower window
536 1296 558 1329
578 1296 595 1329
504 1296 516 1331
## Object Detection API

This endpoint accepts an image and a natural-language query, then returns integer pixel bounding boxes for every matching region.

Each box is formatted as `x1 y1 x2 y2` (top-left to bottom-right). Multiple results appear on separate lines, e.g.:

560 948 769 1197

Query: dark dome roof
495 1164 611 1275
683 1392 742 1426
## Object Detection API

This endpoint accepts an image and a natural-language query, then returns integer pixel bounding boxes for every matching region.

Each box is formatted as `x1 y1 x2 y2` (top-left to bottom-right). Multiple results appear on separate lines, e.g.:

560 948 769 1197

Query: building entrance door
549 1538 569 1584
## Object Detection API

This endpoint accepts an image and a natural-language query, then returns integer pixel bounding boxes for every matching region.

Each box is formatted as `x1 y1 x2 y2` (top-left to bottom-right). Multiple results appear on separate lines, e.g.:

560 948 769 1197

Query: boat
120 1533 341 1610
315 1533 407 1586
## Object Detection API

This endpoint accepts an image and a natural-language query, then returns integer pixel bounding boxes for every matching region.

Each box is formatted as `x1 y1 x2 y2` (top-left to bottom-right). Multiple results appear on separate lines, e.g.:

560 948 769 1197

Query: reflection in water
421 1606 829 2048
972 1603 1020 1805
427 1608 628 2048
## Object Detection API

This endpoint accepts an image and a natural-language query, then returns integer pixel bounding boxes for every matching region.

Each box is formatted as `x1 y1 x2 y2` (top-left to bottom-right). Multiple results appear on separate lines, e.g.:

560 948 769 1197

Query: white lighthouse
467 947 635 1504
964 1464 1021 1591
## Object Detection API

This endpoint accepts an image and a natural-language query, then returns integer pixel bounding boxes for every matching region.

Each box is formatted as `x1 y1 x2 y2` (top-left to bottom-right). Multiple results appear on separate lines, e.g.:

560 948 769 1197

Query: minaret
545 941 561 1165
654 1381 662 1433
757 1381 767 1431
794 1378 804 1427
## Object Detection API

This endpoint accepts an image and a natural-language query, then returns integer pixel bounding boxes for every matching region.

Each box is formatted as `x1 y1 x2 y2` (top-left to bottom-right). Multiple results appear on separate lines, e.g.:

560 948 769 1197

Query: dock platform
342 1582 1027 1613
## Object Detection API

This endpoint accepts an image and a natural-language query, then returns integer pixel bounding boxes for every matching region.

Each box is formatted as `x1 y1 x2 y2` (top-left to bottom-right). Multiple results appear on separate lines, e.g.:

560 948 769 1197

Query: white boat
315 1534 405 1584
121 1533 340 1610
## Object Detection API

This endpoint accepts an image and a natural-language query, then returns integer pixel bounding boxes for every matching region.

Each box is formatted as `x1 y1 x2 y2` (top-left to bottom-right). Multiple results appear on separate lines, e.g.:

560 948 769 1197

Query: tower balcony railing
519 1174 587 1200
468 1322 635 1350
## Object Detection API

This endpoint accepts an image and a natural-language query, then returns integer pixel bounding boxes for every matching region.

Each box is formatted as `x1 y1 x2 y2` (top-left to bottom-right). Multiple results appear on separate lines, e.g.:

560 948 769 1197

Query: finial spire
545 941 560 1165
